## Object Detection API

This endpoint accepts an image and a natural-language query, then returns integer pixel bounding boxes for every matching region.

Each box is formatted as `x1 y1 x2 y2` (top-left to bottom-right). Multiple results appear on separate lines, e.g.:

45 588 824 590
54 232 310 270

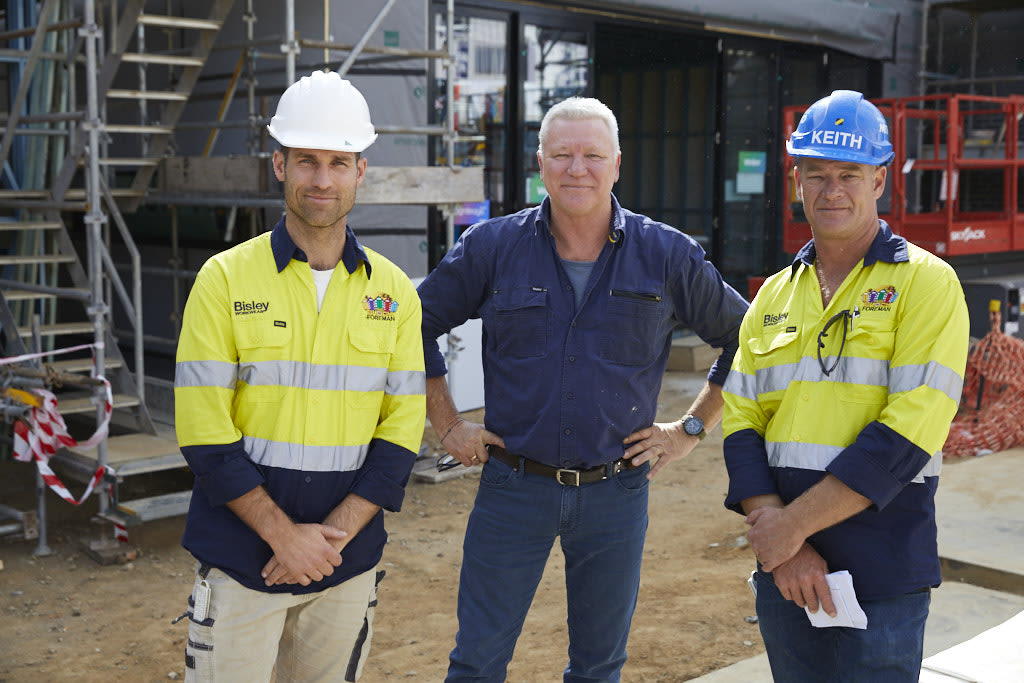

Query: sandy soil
0 371 767 682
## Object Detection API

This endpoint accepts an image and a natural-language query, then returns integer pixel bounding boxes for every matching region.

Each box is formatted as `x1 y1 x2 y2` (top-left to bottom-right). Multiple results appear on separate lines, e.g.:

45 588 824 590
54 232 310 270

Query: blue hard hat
787 90 894 166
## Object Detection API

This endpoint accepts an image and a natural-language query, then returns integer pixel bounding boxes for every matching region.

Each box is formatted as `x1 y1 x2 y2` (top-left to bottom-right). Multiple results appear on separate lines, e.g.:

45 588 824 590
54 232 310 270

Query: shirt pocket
489 288 548 359
599 289 664 366
836 322 894 406
344 323 398 438
235 321 291 403
747 328 801 394
348 322 398 363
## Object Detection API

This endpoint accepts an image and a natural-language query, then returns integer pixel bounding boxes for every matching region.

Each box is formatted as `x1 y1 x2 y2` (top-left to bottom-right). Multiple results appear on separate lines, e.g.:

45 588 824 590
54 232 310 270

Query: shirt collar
789 219 908 280
270 215 372 278
533 194 626 245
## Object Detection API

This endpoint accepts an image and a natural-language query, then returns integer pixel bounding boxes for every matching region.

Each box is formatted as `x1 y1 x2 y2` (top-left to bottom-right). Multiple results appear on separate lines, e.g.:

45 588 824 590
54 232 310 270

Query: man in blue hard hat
721 90 970 681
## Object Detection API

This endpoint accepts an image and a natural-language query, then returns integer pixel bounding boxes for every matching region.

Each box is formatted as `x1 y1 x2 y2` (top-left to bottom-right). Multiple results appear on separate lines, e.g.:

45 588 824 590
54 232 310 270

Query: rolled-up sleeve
671 243 748 386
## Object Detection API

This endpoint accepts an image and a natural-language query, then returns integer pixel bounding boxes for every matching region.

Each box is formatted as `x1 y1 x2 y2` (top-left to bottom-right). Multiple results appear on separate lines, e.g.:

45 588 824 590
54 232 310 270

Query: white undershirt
311 268 335 312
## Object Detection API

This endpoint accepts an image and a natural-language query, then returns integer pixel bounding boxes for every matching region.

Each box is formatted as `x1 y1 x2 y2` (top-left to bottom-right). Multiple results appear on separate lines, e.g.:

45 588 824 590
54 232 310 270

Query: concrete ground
690 447 1024 682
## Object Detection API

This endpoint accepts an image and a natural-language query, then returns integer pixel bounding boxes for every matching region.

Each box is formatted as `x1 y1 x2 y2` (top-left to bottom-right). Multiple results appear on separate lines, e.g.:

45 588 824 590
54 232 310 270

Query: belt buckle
556 468 581 486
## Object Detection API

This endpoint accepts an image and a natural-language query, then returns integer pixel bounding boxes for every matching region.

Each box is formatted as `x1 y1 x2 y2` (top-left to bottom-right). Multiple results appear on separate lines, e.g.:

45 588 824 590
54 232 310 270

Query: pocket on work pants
182 564 286 682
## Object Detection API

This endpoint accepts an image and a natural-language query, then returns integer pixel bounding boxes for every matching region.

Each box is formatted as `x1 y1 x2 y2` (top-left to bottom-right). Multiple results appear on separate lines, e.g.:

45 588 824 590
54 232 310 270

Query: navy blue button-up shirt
419 195 748 469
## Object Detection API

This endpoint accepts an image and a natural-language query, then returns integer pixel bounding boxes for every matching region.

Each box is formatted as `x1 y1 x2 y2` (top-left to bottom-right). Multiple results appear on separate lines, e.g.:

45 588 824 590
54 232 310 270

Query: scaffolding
0 0 482 551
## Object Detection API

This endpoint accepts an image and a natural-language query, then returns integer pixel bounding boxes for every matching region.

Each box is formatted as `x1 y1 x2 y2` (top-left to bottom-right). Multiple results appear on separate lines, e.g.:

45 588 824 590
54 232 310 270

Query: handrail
99 176 144 405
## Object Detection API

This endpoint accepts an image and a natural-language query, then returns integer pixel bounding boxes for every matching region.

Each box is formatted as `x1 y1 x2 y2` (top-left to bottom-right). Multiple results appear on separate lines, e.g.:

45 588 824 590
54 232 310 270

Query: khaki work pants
183 564 380 682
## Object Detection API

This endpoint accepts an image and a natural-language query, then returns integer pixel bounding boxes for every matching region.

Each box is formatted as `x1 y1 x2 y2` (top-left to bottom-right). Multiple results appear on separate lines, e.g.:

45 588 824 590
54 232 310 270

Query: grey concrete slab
935 448 1024 584
687 583 1024 682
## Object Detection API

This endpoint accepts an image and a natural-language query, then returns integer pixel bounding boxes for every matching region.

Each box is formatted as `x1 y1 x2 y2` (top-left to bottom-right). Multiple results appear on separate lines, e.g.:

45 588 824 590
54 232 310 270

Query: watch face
684 415 704 435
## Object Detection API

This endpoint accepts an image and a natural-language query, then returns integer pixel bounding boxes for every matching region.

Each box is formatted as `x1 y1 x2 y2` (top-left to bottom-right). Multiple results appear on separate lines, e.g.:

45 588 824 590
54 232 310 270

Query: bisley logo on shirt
763 311 789 327
233 300 270 315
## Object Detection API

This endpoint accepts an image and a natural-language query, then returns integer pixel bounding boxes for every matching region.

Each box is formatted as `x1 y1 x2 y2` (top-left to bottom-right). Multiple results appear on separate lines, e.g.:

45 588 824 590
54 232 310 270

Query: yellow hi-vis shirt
174 224 426 592
176 230 425 465
722 226 969 599
724 237 967 476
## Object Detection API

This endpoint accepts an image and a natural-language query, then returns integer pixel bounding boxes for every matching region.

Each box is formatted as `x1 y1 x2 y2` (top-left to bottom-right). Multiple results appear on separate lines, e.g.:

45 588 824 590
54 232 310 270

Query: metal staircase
1 0 234 551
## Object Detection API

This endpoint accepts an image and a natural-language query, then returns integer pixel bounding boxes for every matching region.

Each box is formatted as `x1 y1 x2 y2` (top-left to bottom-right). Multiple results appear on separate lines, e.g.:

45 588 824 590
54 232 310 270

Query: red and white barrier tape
0 341 104 367
12 379 117 507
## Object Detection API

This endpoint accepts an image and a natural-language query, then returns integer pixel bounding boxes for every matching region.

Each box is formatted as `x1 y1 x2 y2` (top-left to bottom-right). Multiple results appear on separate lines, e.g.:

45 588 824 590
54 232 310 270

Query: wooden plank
111 490 192 523
158 157 485 205
358 166 485 205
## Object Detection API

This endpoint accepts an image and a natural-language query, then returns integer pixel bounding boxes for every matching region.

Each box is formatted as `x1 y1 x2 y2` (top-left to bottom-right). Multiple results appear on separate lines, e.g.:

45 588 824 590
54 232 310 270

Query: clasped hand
261 523 348 587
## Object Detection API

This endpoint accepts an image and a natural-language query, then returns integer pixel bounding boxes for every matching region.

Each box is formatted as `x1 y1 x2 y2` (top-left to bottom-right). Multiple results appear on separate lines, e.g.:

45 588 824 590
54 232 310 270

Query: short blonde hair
538 97 620 156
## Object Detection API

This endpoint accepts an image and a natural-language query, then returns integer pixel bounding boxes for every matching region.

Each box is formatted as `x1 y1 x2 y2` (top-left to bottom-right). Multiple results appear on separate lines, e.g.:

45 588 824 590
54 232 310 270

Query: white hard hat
267 70 378 153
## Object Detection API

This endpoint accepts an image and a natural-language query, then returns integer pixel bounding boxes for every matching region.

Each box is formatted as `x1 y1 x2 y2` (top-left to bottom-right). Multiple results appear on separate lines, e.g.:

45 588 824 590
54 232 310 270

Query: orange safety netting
943 309 1024 458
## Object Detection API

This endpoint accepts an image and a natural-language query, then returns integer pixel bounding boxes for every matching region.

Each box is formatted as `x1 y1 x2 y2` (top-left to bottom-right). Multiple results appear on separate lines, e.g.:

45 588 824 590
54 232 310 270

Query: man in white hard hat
174 70 425 682
723 90 969 681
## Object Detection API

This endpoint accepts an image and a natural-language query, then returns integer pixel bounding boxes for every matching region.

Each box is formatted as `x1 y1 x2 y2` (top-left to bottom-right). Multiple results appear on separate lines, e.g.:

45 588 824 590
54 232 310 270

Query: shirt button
567 392 575 399
569 356 576 362
801 393 809 401
564 428 572 436
793 435 801 442
305 475 312 483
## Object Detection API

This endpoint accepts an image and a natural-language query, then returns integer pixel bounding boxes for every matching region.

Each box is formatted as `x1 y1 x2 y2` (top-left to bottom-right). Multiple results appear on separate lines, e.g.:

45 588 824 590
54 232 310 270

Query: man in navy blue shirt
418 97 748 682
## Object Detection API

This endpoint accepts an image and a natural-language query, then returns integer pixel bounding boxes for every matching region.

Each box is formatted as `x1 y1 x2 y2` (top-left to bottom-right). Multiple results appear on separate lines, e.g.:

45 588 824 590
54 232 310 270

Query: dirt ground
0 371 768 682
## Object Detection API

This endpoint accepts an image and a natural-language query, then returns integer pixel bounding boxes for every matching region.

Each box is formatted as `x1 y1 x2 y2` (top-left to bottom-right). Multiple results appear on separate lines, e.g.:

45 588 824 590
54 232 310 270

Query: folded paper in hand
805 570 868 630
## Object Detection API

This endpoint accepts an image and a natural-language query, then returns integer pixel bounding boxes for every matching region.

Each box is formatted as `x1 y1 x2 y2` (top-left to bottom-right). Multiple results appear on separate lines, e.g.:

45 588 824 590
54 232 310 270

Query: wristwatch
682 414 706 440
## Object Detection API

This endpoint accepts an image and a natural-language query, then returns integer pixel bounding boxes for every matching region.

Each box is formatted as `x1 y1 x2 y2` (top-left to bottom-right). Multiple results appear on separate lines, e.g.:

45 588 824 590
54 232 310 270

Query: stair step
2 289 59 301
17 321 95 338
107 89 189 102
0 253 75 265
1 286 91 301
49 357 124 374
103 124 174 135
137 13 222 31
62 187 146 199
0 189 48 199
101 490 192 525
57 392 141 415
121 53 205 68
2 188 144 201
0 220 62 232
95 157 161 167
0 196 87 211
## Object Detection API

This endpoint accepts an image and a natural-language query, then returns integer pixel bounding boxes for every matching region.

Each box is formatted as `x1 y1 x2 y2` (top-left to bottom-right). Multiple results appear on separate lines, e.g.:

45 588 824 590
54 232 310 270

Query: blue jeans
754 570 931 682
446 455 650 683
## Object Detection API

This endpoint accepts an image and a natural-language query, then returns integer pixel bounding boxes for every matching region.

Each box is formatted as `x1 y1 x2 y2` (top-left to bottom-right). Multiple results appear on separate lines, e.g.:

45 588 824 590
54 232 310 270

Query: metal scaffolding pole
81 0 110 516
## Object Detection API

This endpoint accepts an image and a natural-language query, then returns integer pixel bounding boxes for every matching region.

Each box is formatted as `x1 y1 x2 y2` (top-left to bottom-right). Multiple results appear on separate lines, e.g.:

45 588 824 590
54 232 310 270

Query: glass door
430 9 510 266
520 23 590 208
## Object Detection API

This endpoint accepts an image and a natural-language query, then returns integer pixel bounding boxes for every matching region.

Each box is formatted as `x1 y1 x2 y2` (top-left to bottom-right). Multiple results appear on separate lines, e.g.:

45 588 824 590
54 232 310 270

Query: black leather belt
486 445 636 486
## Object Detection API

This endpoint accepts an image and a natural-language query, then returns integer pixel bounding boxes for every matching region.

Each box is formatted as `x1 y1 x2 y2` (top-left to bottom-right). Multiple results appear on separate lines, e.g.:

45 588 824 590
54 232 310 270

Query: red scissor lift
783 93 1024 258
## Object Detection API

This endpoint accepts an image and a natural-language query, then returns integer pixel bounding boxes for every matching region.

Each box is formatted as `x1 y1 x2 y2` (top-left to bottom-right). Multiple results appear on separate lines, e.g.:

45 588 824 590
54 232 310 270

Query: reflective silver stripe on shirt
236 360 388 392
740 357 890 397
889 361 963 403
723 369 757 401
243 435 370 472
387 369 426 396
174 360 237 390
766 440 941 482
